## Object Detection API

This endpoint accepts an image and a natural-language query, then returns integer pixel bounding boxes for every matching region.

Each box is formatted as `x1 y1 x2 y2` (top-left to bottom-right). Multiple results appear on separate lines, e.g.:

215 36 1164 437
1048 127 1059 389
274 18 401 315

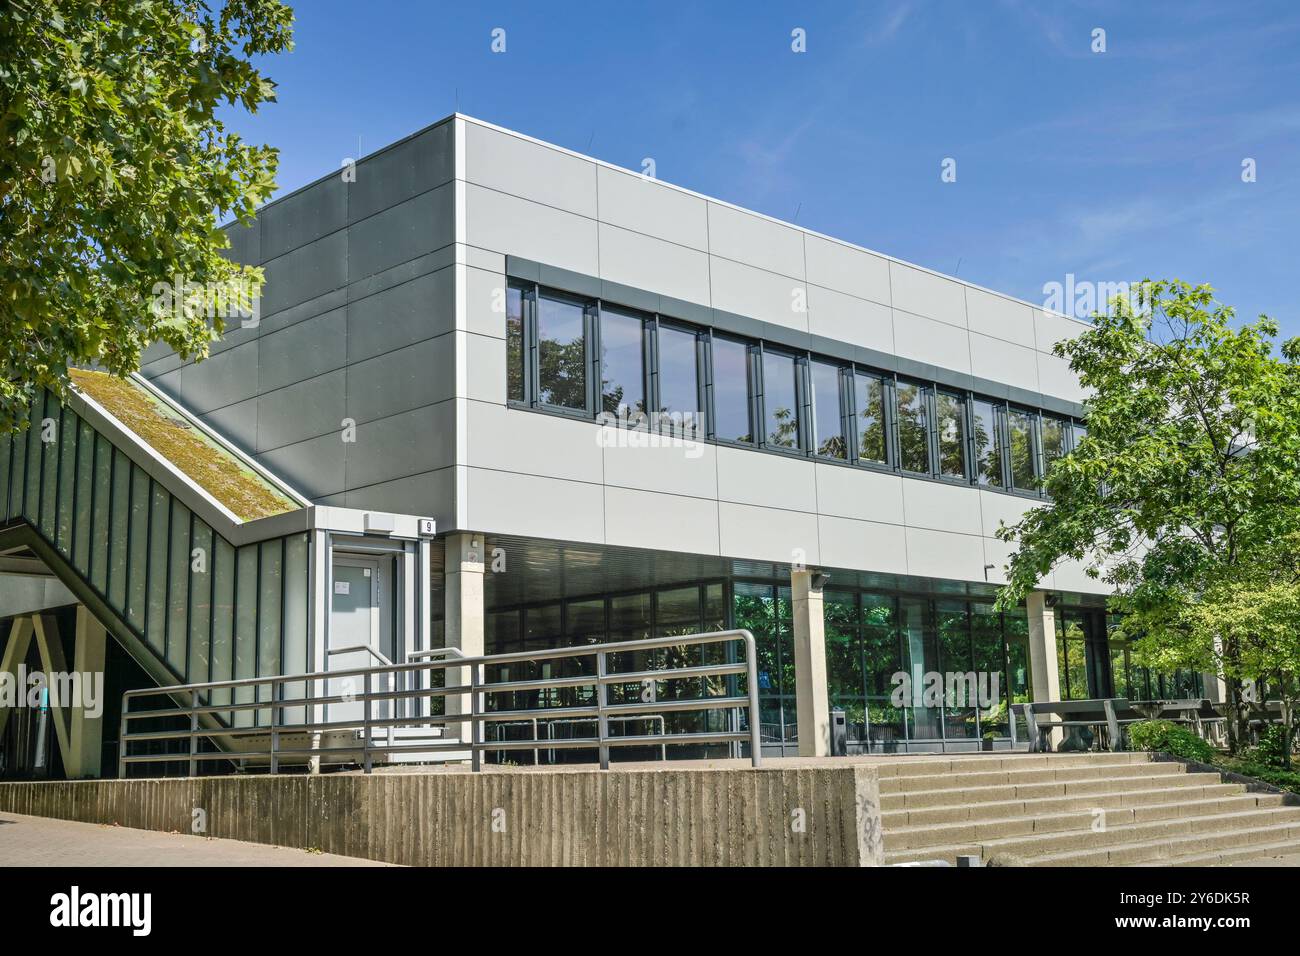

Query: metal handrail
118 628 761 776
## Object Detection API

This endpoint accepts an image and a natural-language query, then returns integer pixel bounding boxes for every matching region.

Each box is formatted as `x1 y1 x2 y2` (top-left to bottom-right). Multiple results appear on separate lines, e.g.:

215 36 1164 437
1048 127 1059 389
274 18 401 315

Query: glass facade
0 389 310 692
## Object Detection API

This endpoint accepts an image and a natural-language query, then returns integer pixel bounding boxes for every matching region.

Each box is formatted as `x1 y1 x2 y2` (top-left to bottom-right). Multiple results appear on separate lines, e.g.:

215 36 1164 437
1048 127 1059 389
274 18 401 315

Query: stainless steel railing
118 628 761 777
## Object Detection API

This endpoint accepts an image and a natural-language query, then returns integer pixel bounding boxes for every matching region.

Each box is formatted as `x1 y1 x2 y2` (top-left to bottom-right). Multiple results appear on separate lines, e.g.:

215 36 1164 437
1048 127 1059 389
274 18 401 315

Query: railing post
596 650 610 770
363 671 373 774
117 695 129 780
744 632 762 767
189 689 199 778
270 680 281 775
470 661 481 772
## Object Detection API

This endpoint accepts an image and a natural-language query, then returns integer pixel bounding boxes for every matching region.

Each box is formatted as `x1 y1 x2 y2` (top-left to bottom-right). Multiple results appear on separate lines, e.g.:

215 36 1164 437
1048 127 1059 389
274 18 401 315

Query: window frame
756 343 805 456
596 301 651 425
650 316 705 437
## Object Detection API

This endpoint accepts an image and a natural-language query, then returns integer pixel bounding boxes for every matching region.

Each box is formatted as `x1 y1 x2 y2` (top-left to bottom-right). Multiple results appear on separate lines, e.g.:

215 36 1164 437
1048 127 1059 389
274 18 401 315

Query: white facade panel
1037 352 1087 404
464 183 598 275
706 203 805 279
901 480 983 537
465 467 604 542
817 516 908 575
803 235 891 306
892 310 972 374
715 446 817 513
598 222 711 307
965 287 1036 348
905 527 986 581
601 431 718 500
814 464 904 526
463 120 597 217
889 262 967 329
969 332 1039 393
595 165 709 251
465 403 604 485
807 284 894 354
709 256 808 330
718 502 820 566
603 487 720 554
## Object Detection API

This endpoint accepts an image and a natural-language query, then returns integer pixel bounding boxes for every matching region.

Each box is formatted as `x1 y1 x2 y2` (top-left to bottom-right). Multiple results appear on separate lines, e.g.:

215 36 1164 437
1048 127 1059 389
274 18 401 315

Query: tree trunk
1226 677 1242 756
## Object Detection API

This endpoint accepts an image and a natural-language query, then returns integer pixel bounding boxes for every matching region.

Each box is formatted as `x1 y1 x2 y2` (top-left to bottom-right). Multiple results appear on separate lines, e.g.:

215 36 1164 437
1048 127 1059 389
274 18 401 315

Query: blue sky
224 0 1300 337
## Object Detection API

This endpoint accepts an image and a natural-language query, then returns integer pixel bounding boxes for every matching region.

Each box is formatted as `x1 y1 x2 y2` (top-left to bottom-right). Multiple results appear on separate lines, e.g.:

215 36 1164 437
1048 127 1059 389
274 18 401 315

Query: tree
0 0 293 432
1146 534 1300 769
994 280 1300 753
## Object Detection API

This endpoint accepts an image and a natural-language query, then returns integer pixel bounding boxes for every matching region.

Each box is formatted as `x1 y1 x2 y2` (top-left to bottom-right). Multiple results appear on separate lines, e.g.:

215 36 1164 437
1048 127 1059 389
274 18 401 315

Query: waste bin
830 708 848 756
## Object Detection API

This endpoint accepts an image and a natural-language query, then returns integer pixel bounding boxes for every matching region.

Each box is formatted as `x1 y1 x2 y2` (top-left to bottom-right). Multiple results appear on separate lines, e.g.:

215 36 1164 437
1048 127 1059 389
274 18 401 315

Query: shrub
1247 724 1294 768
1126 720 1215 763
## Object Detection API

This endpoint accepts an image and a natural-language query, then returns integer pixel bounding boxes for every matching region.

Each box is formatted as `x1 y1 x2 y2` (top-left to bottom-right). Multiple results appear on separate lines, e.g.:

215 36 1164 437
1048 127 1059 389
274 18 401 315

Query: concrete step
1025 819 1300 867
881 770 1225 810
884 805 1300 865
879 759 1183 794
883 783 1247 827
885 793 1288 851
871 752 1155 778
1140 838 1300 867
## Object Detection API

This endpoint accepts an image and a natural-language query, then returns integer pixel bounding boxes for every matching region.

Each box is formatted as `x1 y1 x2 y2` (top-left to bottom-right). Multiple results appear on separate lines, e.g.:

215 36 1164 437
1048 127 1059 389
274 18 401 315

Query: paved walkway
0 812 391 866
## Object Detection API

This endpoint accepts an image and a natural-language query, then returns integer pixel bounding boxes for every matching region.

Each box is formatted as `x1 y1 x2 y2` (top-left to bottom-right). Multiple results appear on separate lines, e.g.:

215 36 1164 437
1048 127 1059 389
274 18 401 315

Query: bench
1013 699 1129 753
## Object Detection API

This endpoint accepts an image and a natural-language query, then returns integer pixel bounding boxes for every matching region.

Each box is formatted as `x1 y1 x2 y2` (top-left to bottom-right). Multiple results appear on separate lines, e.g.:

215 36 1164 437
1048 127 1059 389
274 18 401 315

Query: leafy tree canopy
994 281 1300 747
0 0 293 432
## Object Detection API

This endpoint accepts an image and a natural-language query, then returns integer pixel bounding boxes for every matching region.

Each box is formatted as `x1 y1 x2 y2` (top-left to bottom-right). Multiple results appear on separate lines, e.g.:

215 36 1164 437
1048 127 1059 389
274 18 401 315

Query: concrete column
0 617 35 737
444 533 485 750
70 607 106 778
791 568 830 757
1026 591 1062 749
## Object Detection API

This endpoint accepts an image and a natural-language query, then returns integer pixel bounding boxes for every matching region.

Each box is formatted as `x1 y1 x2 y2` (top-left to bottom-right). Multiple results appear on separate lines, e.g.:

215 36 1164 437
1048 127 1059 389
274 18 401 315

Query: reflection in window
712 337 751 443
656 324 700 431
762 350 800 449
506 285 524 402
810 360 846 459
896 381 930 473
599 306 645 417
854 372 887 464
971 399 1002 487
1041 415 1067 474
1007 408 1037 490
537 293 587 410
936 391 966 479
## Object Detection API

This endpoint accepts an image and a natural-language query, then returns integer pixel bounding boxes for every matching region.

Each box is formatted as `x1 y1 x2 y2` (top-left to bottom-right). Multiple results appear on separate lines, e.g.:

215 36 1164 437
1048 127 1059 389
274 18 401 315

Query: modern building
0 114 1207 779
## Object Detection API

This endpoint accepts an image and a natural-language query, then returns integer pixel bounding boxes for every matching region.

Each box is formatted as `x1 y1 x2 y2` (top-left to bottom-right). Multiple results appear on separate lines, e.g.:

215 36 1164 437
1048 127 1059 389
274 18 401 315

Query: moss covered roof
69 369 299 522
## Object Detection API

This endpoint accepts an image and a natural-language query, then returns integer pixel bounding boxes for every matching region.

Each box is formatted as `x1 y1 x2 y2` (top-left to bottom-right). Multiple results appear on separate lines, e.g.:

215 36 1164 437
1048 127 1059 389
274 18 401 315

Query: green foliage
1216 756 1300 795
1127 719 1216 763
992 280 1300 751
0 0 293 432
1244 724 1296 769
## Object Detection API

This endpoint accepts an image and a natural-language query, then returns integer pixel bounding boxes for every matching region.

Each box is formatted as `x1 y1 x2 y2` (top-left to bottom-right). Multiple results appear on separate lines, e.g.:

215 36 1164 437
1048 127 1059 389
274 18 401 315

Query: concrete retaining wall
0 765 884 866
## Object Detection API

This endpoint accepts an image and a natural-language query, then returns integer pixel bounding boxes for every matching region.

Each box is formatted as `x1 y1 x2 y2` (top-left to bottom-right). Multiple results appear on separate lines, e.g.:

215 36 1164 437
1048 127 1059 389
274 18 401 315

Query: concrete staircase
880 752 1300 867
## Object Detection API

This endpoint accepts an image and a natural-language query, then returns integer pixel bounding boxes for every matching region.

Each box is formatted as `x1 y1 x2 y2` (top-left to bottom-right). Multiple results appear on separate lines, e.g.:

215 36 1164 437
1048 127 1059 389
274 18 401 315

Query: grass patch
69 368 297 522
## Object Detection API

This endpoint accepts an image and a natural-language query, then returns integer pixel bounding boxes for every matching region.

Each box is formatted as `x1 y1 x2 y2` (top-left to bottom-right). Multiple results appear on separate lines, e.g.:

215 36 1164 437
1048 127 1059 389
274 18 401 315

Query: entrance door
328 557 389 724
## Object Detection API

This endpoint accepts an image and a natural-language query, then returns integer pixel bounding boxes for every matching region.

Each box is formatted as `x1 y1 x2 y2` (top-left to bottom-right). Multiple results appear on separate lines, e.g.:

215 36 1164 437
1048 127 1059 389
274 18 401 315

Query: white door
328 557 386 724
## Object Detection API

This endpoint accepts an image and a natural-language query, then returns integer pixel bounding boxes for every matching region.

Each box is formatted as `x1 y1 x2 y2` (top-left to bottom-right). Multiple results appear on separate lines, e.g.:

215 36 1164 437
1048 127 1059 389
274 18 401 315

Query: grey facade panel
260 229 348 317
346 184 454 284
347 266 453 364
347 121 455 224
257 306 348 394
255 369 347 453
259 175 348 262
345 337 453 426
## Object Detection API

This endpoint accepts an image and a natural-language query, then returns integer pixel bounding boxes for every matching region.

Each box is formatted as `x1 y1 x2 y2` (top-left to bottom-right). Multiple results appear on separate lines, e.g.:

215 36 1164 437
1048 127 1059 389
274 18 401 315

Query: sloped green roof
69 368 298 522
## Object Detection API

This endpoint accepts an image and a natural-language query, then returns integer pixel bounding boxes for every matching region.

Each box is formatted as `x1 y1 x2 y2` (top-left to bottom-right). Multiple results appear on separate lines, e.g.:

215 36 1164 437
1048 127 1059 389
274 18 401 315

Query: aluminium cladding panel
140 121 457 519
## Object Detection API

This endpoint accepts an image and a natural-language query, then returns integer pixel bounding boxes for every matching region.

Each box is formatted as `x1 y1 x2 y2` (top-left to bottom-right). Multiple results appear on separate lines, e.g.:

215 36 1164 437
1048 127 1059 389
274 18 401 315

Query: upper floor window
656 323 701 431
761 349 800 450
710 335 752 443
506 285 525 403
854 371 887 465
1040 414 1068 475
810 360 847 460
599 306 646 417
971 399 1003 487
895 380 931 474
935 390 967 480
537 292 589 411
1007 406 1038 491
